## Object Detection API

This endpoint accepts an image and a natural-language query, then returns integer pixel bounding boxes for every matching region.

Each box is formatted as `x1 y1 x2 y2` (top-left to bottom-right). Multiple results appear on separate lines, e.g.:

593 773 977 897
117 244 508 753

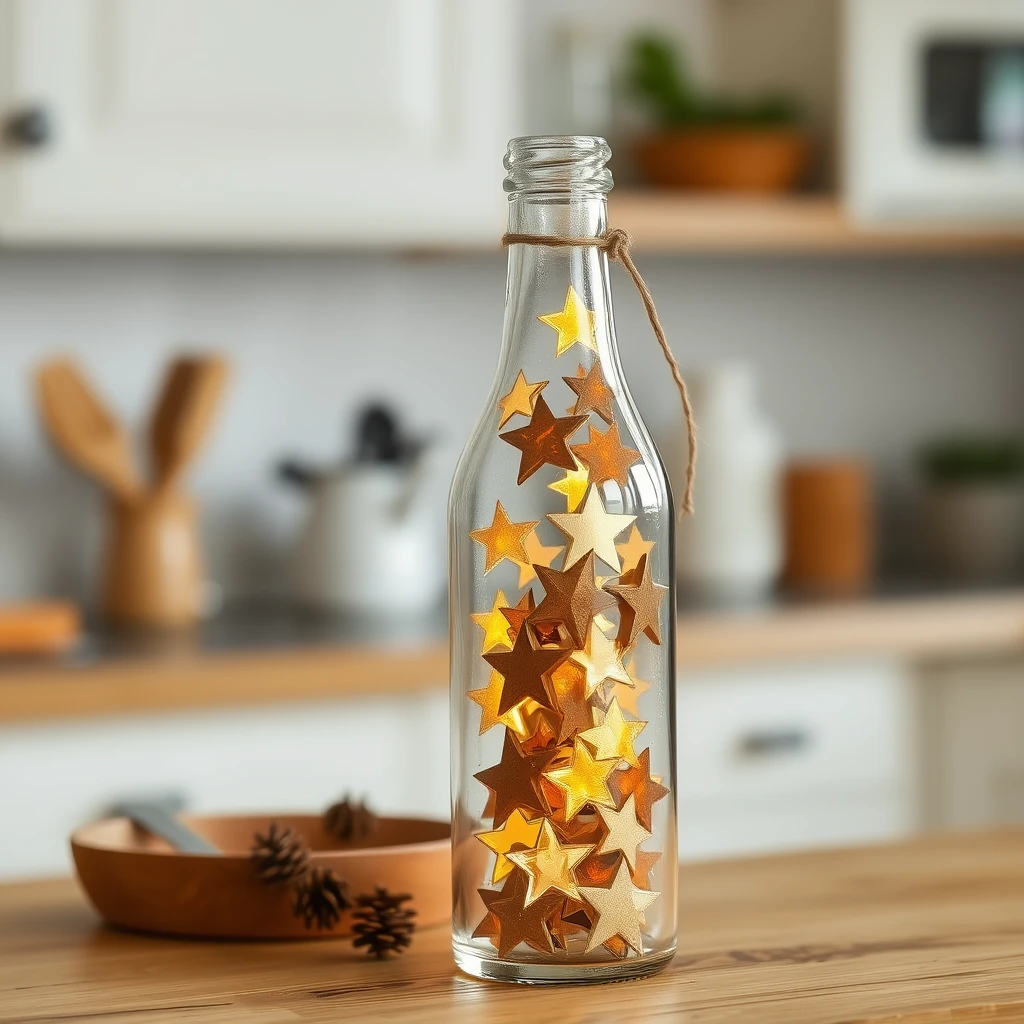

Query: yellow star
548 462 591 512
477 809 544 884
579 698 646 768
497 371 548 428
470 501 538 573
512 530 563 588
578 859 660 954
547 485 635 573
507 820 593 906
594 793 652 871
537 285 598 357
470 589 513 654
571 619 633 698
616 525 655 575
467 670 536 737
543 737 618 820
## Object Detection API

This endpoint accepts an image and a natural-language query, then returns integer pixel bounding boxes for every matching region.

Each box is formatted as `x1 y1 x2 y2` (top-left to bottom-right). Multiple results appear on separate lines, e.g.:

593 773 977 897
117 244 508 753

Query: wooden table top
2 830 1023 1023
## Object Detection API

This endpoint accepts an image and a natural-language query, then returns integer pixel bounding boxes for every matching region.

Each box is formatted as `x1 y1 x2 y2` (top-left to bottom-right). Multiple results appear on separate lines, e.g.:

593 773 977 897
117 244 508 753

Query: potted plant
919 436 1024 583
626 34 808 193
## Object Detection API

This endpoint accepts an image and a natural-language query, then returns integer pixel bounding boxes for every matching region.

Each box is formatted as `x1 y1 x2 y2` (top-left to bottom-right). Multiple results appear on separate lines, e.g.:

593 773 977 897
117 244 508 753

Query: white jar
673 363 783 600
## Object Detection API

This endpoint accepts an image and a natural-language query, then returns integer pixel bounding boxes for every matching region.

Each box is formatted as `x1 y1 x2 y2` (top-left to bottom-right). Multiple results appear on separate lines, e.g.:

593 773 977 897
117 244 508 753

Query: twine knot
501 228 697 516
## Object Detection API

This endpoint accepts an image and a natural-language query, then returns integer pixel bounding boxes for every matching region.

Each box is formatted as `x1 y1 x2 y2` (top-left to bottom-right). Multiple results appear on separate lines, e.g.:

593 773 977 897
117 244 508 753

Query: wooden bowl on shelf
72 813 450 940
636 129 809 193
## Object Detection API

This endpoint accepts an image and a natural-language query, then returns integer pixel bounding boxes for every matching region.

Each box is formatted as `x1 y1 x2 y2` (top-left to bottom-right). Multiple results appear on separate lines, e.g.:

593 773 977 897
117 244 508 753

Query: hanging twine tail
501 227 696 515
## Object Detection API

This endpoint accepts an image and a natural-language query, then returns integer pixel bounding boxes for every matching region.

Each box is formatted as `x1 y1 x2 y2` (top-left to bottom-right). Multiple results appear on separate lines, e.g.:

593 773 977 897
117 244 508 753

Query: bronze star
529 551 615 649
563 363 615 424
547 659 597 744
609 747 670 831
475 731 554 824
571 422 642 488
605 553 668 648
484 618 568 717
481 870 562 957
500 395 587 485
499 589 535 644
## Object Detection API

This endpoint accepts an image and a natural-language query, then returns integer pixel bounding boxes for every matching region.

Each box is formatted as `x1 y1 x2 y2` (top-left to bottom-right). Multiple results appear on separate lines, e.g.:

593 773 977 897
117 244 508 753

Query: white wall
1 249 1022 605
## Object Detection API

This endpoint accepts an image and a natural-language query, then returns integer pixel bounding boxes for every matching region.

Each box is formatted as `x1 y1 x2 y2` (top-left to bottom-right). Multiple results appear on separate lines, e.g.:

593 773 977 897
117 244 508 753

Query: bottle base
452 942 676 985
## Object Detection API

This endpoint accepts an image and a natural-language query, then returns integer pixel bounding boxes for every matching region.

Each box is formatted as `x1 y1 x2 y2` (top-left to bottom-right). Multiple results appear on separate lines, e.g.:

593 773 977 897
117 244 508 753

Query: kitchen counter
3 589 1024 724
1 829 1022 1023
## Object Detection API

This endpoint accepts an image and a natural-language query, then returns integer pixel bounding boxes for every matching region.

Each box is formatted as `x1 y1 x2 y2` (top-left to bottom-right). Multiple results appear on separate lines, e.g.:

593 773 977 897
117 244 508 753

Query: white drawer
676 658 911 803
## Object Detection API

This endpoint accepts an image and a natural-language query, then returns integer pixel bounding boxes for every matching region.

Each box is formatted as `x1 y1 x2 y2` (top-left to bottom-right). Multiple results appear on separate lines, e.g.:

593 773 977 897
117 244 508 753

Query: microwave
844 0 1024 224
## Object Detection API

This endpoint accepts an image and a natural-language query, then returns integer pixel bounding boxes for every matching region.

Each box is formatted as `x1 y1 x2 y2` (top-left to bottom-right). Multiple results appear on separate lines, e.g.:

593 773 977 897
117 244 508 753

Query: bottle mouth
503 135 613 197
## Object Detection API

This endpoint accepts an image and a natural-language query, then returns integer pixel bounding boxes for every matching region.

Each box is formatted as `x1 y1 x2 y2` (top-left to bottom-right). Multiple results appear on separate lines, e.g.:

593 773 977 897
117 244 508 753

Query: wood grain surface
2 830 1023 1023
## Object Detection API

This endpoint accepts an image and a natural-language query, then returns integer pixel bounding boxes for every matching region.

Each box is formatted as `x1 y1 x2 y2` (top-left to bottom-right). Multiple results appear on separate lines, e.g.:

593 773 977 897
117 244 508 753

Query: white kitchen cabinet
922 655 1024 830
0 692 451 881
676 658 917 860
0 0 520 246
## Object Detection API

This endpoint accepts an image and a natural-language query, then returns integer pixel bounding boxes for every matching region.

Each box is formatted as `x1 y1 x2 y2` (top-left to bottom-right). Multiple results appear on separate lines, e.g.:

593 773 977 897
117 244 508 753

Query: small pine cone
324 795 378 842
293 867 353 931
250 822 310 887
351 888 416 959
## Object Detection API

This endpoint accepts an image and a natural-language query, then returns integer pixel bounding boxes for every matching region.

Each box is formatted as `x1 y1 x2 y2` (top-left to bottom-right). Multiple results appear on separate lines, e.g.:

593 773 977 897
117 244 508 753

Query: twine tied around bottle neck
501 227 696 515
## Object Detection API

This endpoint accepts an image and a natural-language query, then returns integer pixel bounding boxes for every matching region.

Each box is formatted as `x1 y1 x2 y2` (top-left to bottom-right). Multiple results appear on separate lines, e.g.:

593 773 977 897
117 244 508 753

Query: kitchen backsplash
1 251 1022 605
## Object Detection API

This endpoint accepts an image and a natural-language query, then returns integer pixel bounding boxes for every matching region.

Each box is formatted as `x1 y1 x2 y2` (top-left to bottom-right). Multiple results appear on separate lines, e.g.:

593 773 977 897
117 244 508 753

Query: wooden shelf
610 193 1024 255
4 590 1024 725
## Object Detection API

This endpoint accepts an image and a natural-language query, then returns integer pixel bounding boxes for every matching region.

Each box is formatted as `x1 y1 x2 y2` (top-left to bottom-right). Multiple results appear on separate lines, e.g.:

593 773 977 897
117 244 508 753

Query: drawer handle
738 728 811 757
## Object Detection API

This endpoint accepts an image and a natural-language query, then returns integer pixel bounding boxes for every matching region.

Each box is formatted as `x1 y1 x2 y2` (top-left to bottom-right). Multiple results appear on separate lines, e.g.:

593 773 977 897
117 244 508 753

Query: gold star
563 363 615 424
507 819 593 906
571 422 643 488
530 551 615 649
609 747 670 831
467 669 536 737
470 501 538 574
497 371 547 428
578 859 660 954
579 698 646 768
616 525 655 575
605 552 668 648
477 809 544 884
499 395 587 485
548 659 596 744
538 285 598 357
484 620 567 717
471 589 513 654
594 794 652 871
547 485 635 573
571 619 633 698
548 462 591 512
543 737 618 820
512 530 563 588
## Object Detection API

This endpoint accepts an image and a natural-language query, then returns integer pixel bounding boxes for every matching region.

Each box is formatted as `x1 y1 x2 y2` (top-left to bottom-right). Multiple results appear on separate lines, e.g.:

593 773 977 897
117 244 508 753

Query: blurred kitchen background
4 0 1024 879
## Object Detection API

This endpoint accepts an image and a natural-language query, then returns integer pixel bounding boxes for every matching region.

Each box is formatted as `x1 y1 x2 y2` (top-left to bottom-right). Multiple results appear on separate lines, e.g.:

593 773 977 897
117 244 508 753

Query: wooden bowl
635 129 809 193
72 813 450 940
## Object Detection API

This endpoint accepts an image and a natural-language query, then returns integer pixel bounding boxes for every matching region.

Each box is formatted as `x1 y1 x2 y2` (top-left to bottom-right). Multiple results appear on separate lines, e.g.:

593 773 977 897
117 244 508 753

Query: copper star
605 553 668 648
578 859 660 955
497 371 548 428
563 363 615 424
529 551 615 649
547 659 597 744
631 850 662 889
609 747 670 831
470 501 538 573
480 870 562 957
571 422 642 488
484 617 568 717
547 485 636 573
499 589 535 643
543 737 618 820
475 731 554 824
513 530 563 588
500 395 587 485
506 819 593 905
616 525 655 575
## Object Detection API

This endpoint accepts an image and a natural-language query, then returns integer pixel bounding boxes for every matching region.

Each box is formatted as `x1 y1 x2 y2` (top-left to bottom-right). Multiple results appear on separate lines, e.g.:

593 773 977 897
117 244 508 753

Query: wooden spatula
149 356 229 494
35 360 139 502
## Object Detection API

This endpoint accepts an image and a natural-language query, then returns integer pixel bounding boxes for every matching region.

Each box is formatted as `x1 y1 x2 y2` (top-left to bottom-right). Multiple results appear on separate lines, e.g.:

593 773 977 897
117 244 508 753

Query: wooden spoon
35 359 138 502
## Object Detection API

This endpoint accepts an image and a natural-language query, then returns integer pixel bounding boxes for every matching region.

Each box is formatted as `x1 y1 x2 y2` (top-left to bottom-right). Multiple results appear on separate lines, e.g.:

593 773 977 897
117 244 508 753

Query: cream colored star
497 371 547 428
537 285 598 357
579 859 660 954
616 525 655 575
571 619 633 698
507 819 593 905
547 485 635 573
594 794 652 871
579 698 646 768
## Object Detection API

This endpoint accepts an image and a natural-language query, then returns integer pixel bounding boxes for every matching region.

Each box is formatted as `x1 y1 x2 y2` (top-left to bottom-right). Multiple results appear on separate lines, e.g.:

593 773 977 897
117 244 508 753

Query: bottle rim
503 135 613 197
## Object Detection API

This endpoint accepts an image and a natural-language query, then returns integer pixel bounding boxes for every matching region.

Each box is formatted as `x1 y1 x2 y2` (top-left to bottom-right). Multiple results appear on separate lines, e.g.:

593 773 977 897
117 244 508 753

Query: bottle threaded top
503 135 613 197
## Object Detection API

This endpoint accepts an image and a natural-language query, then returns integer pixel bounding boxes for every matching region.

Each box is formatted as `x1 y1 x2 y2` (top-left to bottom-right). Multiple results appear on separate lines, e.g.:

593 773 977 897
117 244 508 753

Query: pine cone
292 867 353 931
351 888 416 959
250 822 310 887
324 795 378 842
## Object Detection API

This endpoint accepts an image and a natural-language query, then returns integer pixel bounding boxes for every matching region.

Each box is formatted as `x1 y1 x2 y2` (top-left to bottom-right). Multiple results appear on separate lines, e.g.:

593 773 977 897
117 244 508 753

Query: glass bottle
449 136 677 984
